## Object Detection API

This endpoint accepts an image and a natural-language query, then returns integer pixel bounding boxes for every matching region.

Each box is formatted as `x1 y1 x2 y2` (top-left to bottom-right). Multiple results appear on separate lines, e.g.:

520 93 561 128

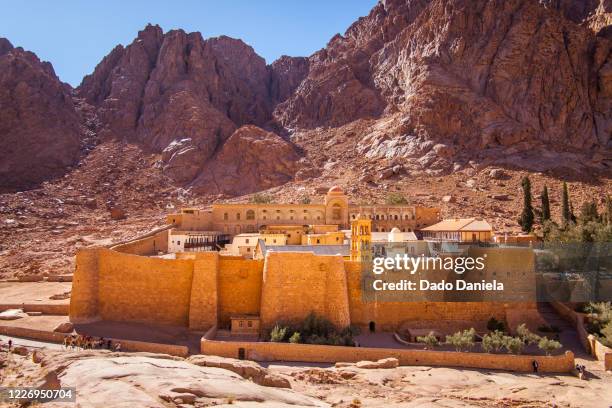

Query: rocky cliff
274 0 611 174
0 39 83 192
2 0 610 195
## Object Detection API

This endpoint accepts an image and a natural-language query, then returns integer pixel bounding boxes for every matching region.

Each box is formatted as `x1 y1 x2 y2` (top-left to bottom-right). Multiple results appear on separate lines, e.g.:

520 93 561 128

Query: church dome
390 227 401 233
328 186 344 194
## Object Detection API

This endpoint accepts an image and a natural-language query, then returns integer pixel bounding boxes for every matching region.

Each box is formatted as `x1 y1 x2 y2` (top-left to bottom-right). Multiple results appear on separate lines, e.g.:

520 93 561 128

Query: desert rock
0 38 82 192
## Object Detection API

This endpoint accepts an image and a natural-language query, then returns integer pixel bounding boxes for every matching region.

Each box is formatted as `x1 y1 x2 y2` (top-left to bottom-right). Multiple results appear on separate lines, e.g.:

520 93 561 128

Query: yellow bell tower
350 214 372 262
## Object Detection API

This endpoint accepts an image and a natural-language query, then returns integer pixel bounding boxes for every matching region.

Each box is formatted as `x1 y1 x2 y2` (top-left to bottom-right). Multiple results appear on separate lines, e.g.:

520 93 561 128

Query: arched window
223 212 228 221
236 213 241 221
246 210 255 220
394 215 398 220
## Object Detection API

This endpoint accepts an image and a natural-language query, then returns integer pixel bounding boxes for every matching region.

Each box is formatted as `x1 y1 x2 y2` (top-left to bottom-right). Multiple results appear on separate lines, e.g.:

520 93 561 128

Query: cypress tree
579 201 599 224
541 185 550 223
561 182 571 225
519 176 534 232
604 195 612 225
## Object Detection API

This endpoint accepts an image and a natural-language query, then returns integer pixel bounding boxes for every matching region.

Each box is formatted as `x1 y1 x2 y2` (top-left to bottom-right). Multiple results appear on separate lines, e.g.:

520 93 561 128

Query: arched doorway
369 321 376 333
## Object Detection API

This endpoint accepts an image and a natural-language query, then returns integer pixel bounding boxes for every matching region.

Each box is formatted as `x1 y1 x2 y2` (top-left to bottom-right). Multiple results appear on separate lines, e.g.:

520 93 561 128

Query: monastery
69 187 535 342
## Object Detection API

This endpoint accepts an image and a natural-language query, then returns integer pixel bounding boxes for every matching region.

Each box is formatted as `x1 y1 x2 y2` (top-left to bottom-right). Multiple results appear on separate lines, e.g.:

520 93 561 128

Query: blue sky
1 0 377 86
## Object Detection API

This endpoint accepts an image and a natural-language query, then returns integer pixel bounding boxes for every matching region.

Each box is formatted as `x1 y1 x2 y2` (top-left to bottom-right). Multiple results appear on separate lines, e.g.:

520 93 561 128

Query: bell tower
350 214 372 262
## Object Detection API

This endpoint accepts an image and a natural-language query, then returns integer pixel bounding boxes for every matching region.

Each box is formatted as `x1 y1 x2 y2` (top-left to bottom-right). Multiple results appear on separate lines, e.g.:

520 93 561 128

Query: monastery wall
97 249 194 326
71 248 195 326
259 252 350 330
110 227 170 256
217 257 264 328
201 337 575 373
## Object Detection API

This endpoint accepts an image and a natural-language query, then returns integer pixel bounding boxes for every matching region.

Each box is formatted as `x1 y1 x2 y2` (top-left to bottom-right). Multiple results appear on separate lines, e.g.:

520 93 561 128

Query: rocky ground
0 136 610 280
1 347 610 408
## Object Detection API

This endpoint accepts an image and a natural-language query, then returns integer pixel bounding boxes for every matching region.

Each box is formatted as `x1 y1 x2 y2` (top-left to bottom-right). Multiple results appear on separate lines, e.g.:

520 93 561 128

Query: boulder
109 207 126 220
442 195 455 203
187 354 265 381
379 168 395 180
491 194 510 201
355 358 399 369
192 125 300 195
260 373 291 389
0 308 28 320
12 346 28 356
53 322 74 333
489 169 507 179
84 198 97 209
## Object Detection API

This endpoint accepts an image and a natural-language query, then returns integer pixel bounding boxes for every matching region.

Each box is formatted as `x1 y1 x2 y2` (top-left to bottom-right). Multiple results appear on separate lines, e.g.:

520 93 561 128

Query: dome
328 186 344 194
389 227 402 242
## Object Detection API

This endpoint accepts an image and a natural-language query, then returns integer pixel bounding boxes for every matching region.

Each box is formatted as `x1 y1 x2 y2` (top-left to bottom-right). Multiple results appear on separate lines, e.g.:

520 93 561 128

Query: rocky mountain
0 39 83 192
1 0 610 195
275 0 611 175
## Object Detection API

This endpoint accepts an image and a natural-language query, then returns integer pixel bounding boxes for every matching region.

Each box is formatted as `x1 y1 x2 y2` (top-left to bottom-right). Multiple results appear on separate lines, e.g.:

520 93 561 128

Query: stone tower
350 214 372 262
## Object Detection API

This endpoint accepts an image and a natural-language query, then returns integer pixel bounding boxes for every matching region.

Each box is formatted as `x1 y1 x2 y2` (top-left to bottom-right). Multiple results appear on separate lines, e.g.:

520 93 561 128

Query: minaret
350 214 372 262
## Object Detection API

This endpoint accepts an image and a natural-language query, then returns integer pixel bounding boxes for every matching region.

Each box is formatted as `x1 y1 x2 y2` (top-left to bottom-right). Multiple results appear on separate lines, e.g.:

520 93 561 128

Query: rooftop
421 218 492 232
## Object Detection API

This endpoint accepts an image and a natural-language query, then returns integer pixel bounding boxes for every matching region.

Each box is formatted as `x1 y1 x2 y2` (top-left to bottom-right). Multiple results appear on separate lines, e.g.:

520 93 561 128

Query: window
247 248 251 252
236 213 241 220
245 239 250 244
352 214 356 219
248 320 253 328
246 210 255 220
332 203 342 220
273 239 277 243
316 239 320 244
223 212 228 221
239 320 244 328
177 241 181 245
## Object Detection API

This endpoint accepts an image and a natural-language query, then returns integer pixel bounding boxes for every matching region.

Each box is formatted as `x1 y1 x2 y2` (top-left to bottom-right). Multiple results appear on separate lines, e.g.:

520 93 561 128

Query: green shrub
270 324 287 342
503 336 524 354
538 337 562 355
250 193 273 204
481 331 505 353
386 193 408 205
600 323 612 347
445 328 476 352
289 332 301 344
299 196 311 204
516 323 541 345
417 332 439 349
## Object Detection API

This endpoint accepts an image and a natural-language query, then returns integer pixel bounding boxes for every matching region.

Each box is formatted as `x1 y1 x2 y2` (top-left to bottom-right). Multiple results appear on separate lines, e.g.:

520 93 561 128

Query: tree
250 193 273 204
518 176 534 232
417 332 439 349
386 192 409 205
270 325 287 342
299 196 311 205
503 336 524 354
289 332 301 344
579 201 600 224
562 182 571 225
603 196 612 225
538 337 562 356
541 186 551 223
516 323 541 345
445 328 476 352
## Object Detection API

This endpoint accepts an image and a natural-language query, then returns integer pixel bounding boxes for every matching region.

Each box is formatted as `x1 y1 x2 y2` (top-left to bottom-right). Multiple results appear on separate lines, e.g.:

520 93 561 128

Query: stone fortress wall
70 230 537 333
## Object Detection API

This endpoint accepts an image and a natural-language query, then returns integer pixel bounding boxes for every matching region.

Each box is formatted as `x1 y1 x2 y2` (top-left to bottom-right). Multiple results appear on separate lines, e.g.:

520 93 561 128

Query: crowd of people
63 335 121 352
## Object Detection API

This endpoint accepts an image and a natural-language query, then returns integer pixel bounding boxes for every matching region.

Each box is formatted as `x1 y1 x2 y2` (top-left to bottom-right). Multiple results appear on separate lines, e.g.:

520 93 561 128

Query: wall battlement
70 235 537 333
